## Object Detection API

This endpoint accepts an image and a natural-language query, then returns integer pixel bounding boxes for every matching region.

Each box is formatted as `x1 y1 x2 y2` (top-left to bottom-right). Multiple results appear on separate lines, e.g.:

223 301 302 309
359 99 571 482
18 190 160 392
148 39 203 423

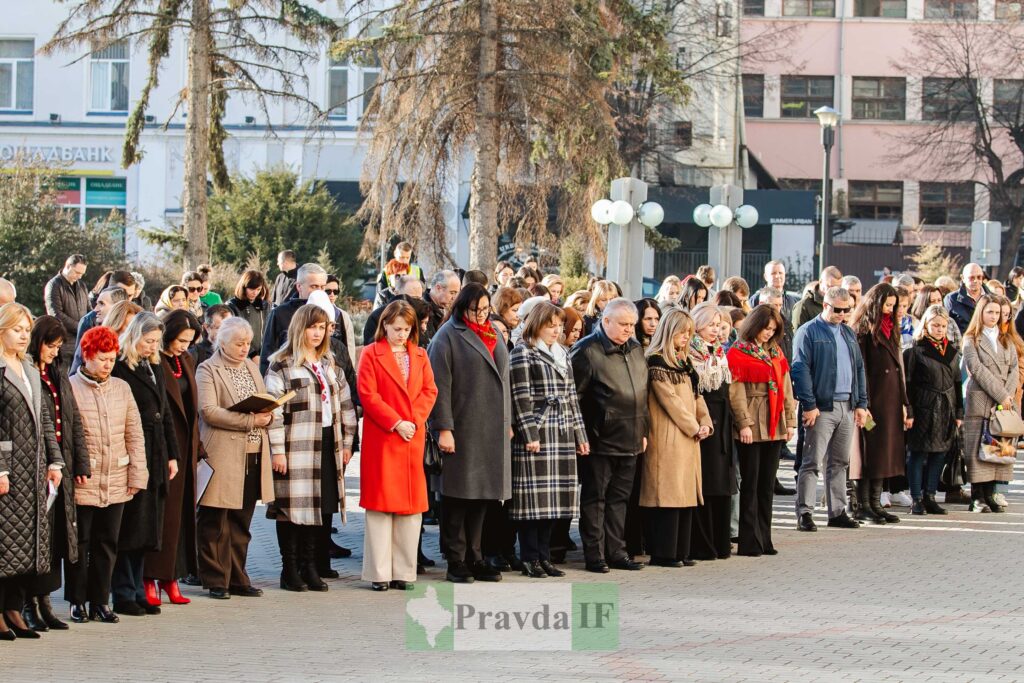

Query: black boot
37 595 68 630
911 497 926 515
847 478 861 516
872 480 900 523
856 480 882 523
923 493 947 515
984 482 1005 513
276 522 308 592
300 526 328 591
316 522 339 579
21 597 48 632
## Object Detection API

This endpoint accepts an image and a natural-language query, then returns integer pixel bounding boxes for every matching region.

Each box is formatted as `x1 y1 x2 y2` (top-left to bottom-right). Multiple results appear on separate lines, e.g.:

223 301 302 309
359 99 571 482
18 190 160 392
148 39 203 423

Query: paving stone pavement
5 457 1024 682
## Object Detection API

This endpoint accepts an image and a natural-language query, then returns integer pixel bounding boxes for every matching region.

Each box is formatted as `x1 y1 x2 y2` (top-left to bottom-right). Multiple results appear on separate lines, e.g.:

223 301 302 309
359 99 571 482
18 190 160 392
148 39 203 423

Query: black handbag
939 427 966 492
424 431 443 475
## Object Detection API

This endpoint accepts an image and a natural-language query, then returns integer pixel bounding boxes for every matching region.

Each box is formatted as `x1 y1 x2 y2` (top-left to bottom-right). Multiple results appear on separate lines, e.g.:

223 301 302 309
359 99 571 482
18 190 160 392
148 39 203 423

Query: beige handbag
989 406 1024 438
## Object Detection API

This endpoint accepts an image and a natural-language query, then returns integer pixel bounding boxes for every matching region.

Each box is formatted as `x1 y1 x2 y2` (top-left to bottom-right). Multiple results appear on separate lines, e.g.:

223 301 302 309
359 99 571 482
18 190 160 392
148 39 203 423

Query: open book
228 390 296 414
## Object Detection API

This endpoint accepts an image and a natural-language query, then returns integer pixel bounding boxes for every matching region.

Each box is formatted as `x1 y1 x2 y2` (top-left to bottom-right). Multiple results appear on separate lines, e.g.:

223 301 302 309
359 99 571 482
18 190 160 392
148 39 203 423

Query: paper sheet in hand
196 459 215 505
46 480 58 512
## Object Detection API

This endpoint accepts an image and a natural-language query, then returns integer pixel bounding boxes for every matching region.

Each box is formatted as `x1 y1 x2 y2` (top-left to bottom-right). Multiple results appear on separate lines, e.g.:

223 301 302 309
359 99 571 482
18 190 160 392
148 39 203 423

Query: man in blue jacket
790 286 869 532
944 263 988 334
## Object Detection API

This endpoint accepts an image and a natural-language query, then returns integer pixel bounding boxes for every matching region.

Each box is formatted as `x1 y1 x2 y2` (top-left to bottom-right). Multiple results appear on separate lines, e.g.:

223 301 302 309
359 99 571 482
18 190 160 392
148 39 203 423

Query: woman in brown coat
144 310 203 606
195 318 275 599
727 305 796 557
852 284 911 524
640 308 712 567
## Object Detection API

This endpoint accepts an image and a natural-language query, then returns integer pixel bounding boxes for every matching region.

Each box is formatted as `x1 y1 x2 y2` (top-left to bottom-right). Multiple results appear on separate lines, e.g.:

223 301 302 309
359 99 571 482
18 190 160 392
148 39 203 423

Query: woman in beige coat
640 308 712 568
195 318 275 599
67 326 147 625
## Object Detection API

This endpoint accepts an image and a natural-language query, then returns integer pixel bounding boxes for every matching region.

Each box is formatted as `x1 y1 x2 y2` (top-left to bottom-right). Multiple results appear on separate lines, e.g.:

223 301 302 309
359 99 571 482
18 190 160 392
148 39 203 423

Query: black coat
271 268 297 307
570 326 650 457
112 358 179 552
858 330 910 479
903 339 964 453
698 382 737 496
225 296 268 358
44 273 91 362
259 297 307 375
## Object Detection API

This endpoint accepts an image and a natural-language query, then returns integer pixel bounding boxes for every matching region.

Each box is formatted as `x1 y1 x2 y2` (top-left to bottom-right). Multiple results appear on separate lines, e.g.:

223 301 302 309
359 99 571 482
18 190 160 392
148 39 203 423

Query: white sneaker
880 491 892 508
969 499 990 513
993 493 1008 507
891 490 914 507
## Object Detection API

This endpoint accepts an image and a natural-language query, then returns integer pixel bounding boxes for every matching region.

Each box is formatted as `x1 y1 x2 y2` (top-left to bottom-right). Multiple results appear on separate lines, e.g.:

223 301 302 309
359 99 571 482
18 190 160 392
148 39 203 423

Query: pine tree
908 226 962 284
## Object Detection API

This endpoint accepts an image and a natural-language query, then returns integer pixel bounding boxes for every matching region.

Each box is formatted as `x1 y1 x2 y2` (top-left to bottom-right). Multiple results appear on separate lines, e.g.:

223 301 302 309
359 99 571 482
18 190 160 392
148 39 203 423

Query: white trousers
361 510 421 583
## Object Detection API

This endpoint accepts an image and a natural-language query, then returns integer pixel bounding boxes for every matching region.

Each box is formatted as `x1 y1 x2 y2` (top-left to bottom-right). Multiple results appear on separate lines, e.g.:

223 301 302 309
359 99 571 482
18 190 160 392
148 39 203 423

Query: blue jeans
907 451 944 498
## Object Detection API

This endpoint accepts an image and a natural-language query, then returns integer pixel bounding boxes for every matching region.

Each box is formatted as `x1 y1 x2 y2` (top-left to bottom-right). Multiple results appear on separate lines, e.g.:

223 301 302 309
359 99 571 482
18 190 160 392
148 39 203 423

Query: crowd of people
0 244 1020 642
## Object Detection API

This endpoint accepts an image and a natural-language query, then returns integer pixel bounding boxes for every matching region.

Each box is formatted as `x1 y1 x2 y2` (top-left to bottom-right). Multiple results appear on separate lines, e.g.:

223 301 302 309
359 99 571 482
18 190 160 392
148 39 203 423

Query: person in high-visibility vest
375 242 426 308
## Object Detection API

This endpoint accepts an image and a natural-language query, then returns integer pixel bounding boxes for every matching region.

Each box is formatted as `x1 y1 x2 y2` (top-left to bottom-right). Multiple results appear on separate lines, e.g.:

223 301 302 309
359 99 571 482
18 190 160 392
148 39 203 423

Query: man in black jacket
571 298 649 573
362 276 425 345
271 250 298 307
260 263 327 374
190 305 232 367
44 254 90 365
426 269 460 335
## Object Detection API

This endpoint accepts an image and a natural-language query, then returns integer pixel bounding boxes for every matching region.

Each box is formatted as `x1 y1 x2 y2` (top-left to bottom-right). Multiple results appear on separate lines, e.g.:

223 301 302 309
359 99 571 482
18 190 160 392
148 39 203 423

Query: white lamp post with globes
591 178 665 298
692 185 759 280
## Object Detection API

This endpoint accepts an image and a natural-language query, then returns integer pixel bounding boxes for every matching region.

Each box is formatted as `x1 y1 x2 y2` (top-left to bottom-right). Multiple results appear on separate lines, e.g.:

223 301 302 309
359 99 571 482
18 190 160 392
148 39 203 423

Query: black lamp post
814 105 840 273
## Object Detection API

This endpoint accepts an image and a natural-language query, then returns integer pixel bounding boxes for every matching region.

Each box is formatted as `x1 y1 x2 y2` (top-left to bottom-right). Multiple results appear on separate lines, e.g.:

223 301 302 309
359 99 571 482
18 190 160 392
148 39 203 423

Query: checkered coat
508 343 587 521
265 357 357 526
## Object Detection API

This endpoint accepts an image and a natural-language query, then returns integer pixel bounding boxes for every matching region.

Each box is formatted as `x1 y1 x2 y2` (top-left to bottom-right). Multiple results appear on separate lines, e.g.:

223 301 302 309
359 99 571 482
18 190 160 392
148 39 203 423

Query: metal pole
818 125 834 273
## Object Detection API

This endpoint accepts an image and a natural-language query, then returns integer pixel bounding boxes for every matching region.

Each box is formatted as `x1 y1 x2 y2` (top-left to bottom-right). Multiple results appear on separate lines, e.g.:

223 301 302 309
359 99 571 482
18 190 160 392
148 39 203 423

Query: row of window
743 74 1024 122
780 179 977 225
744 0 1021 19
0 38 378 118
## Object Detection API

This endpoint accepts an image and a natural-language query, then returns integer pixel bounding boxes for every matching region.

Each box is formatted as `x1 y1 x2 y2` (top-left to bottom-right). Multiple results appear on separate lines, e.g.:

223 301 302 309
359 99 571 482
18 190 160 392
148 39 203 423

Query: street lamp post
814 105 839 274
591 178 664 298
692 185 759 278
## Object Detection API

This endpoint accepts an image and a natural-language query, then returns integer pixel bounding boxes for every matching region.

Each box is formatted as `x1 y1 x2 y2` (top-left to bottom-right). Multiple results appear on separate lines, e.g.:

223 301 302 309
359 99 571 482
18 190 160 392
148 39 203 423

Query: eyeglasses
325 288 340 296
187 286 202 293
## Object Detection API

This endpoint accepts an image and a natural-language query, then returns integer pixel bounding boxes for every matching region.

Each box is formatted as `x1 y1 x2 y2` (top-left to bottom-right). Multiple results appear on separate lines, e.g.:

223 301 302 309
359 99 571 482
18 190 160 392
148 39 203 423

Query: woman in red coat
358 301 438 592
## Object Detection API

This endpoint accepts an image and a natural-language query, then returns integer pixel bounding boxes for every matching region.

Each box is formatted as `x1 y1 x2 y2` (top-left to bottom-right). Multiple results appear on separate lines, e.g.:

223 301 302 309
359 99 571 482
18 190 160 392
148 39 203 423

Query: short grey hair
214 316 254 351
824 286 851 303
66 254 87 267
396 275 423 294
758 286 784 301
131 271 146 289
602 297 638 321
296 263 327 285
840 275 861 289
431 269 457 288
820 266 842 282
893 274 915 288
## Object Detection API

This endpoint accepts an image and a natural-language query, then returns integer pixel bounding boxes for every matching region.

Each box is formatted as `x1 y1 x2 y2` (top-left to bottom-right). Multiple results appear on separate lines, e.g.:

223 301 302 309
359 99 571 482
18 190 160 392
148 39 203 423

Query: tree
0 154 128 314
907 226 962 284
205 168 364 292
43 0 336 269
892 19 1024 278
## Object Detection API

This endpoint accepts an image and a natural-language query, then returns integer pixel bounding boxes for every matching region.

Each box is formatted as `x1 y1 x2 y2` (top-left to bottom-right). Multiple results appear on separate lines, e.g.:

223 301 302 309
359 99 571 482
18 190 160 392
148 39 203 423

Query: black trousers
441 496 488 565
643 507 694 561
112 550 145 604
549 517 573 557
690 494 733 560
66 503 124 605
793 407 805 473
517 519 555 562
28 488 69 596
319 429 340 570
197 453 260 591
737 440 782 556
624 453 645 557
481 499 517 559
578 453 638 564
0 575 29 612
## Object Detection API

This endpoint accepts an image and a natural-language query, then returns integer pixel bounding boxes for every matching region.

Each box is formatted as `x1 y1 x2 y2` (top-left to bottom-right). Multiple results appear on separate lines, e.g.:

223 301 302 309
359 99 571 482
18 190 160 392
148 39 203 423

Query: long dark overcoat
903 340 963 454
508 343 587 521
858 331 910 480
112 358 179 552
428 317 512 501
698 382 737 497
0 357 63 578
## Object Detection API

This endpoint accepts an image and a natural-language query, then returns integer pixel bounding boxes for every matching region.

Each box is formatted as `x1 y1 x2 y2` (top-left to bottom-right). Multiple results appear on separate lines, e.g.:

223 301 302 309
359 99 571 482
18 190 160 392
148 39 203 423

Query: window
854 0 908 15
781 76 834 118
327 57 348 116
743 0 766 15
920 182 974 226
783 0 836 15
743 74 764 118
779 178 820 191
923 0 978 17
922 77 976 122
993 79 1024 123
848 181 903 219
0 39 33 112
89 40 129 112
996 0 1022 19
851 77 905 120
672 121 693 148
361 69 379 114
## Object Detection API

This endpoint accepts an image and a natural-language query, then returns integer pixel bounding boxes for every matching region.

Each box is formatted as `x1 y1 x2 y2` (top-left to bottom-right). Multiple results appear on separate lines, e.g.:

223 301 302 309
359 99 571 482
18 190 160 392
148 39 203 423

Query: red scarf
879 313 895 341
464 316 498 357
726 342 790 439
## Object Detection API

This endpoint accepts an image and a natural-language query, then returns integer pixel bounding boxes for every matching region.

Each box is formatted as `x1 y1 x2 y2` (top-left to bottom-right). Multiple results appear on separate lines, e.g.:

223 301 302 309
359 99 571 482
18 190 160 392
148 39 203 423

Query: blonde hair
0 303 33 360
118 311 164 369
914 304 951 341
269 303 333 368
689 301 722 337
564 290 591 311
104 300 143 334
964 294 1010 348
541 274 563 291
585 281 618 317
645 307 694 368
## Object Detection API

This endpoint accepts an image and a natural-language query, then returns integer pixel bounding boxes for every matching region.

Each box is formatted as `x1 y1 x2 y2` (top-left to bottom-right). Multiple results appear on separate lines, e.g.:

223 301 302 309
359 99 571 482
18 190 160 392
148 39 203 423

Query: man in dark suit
260 263 327 375
45 254 91 366
271 250 298 307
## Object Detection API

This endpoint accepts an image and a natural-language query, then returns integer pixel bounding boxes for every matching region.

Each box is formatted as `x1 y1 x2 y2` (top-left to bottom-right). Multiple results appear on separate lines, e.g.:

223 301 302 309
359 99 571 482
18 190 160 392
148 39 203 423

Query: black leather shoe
317 567 341 579
473 561 503 582
585 561 610 573
911 499 927 515
539 560 566 577
70 604 89 624
209 589 231 600
112 600 145 617
137 600 161 615
0 628 14 641
798 512 817 532
774 479 797 496
417 564 426 575
180 573 202 587
609 558 644 570
487 555 511 572
417 552 436 568
763 548 779 556
827 512 861 529
389 580 414 590
21 598 48 632
521 560 547 578
506 555 525 572
446 561 475 583
7 620 40 639
682 558 698 566
649 557 684 568
88 605 119 623
228 586 263 597
328 543 352 559
371 582 389 591
37 596 68 630
923 494 948 515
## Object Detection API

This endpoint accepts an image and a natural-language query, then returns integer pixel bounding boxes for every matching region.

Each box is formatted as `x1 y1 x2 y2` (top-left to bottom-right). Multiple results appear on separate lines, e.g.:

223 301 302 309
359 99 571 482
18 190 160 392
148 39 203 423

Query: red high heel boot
143 578 162 606
159 580 191 605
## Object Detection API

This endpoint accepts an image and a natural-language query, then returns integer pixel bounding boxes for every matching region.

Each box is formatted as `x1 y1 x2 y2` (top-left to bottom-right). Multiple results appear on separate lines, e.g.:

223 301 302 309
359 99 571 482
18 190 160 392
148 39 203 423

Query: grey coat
0 357 64 578
962 334 1019 483
428 317 512 501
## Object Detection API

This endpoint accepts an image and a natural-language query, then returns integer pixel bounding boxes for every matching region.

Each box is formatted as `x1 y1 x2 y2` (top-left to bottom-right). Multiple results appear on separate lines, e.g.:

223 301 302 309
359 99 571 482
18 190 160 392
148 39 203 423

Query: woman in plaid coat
509 302 589 579
265 304 357 593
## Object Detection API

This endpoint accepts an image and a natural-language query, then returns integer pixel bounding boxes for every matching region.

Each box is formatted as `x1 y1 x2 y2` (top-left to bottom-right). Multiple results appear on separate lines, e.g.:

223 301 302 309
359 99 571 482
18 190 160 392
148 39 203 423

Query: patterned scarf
726 341 789 439
688 336 732 393
464 316 498 357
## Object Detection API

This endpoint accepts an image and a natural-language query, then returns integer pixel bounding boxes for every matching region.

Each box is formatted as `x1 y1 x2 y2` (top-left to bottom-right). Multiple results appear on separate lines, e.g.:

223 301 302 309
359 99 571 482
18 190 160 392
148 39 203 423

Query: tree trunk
182 0 212 269
999 213 1023 280
468 0 500 274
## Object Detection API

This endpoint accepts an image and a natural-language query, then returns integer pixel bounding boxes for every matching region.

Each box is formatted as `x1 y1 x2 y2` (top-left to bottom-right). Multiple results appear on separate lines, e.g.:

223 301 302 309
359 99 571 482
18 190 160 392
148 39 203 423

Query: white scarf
688 336 732 393
537 339 568 375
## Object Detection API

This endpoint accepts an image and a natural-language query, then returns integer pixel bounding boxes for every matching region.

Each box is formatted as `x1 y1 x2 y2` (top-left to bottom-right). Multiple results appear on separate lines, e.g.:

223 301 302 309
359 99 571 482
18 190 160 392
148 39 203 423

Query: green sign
85 177 126 206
